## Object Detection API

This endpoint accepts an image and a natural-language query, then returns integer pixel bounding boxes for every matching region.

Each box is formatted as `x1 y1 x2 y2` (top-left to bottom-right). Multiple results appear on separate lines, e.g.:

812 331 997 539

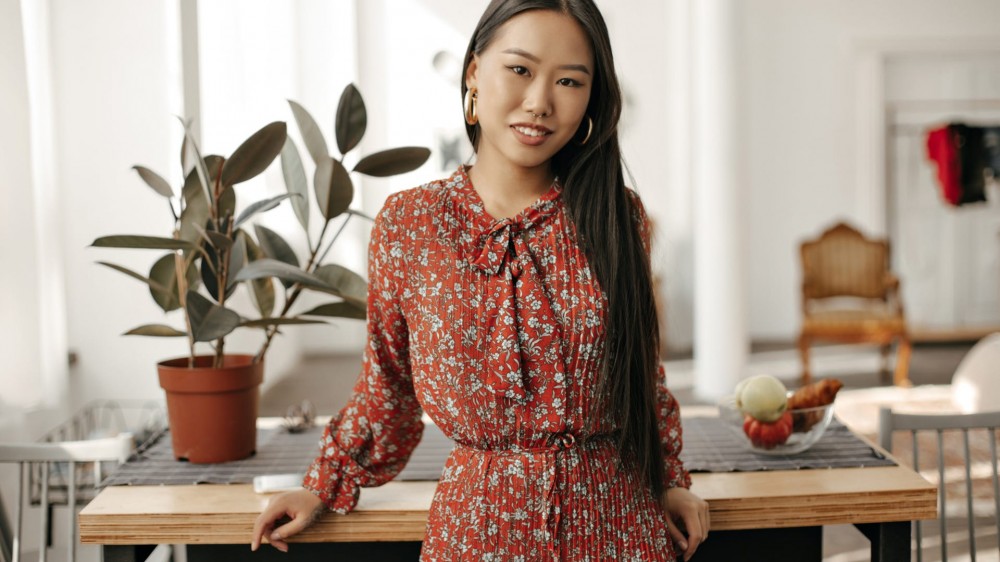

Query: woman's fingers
250 490 325 552
251 501 286 551
665 517 689 553
678 510 705 561
270 511 315 547
663 487 711 560
701 505 711 541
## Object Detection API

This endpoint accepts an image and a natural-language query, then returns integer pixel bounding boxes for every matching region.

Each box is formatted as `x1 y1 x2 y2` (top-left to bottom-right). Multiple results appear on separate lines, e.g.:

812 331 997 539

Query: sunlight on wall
197 0 363 357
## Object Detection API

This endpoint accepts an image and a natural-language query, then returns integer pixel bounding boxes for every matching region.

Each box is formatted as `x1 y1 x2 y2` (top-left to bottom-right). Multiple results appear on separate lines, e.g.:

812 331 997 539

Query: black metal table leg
855 521 910 562
103 545 155 562
689 526 822 561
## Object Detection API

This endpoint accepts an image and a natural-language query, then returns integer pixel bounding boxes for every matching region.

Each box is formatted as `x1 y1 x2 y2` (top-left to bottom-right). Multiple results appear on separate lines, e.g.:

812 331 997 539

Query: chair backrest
878 407 1000 561
0 434 133 562
801 222 891 300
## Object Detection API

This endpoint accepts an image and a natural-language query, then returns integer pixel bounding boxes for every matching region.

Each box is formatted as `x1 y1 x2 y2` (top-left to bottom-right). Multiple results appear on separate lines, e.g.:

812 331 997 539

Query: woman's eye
558 78 583 87
507 65 529 76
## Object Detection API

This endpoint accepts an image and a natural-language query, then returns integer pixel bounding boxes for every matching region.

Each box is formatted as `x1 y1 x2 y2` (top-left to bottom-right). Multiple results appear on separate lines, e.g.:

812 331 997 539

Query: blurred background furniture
0 434 132 562
878 407 1000 562
0 401 166 562
951 332 1000 413
798 222 912 387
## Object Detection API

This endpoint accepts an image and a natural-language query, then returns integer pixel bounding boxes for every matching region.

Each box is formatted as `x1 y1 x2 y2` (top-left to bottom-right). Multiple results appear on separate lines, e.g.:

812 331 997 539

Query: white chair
879 407 1000 561
0 434 132 562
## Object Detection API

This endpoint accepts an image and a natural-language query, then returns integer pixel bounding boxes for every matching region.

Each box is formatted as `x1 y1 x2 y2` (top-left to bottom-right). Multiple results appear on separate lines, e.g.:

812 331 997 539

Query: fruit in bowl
720 377 843 455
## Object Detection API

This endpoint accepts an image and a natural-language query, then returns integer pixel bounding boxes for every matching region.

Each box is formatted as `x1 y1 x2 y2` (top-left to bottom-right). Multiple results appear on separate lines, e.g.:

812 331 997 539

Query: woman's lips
510 123 553 146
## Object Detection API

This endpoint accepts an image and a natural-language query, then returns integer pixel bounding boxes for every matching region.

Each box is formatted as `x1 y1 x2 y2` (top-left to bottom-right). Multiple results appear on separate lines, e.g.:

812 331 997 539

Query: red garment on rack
926 125 962 206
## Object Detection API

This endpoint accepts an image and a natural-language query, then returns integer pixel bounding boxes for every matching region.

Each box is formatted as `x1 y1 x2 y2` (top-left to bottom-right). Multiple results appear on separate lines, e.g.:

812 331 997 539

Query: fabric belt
454 431 620 455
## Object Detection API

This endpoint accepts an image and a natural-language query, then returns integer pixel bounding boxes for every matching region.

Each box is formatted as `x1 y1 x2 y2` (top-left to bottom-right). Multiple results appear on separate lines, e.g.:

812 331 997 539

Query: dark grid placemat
101 422 454 486
679 416 896 472
102 416 892 486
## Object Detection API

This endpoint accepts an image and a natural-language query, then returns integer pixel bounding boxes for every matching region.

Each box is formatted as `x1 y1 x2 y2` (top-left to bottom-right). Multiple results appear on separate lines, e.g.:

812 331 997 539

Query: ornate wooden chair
798 222 912 386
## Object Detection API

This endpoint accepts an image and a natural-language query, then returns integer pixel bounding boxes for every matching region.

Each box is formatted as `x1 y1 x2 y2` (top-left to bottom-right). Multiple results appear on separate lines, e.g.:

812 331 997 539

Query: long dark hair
461 0 665 502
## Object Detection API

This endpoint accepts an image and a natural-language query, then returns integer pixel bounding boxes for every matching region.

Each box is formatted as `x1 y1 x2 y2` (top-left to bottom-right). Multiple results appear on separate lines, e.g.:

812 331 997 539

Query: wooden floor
261 341 985 561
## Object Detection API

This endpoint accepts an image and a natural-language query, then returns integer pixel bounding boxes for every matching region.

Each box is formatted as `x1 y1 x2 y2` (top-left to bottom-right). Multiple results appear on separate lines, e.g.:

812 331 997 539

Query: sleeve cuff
302 455 364 515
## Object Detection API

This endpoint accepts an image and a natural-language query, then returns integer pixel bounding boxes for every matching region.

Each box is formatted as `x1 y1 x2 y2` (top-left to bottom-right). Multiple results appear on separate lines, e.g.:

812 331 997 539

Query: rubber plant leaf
96 261 169 294
124 324 187 337
301 302 367 321
243 232 275 317
353 147 430 177
314 156 353 220
280 137 309 230
239 317 327 329
234 193 295 229
233 258 334 291
288 100 328 165
132 166 174 198
92 235 197 251
185 291 241 342
312 263 367 308
148 253 199 312
220 121 287 186
335 83 367 155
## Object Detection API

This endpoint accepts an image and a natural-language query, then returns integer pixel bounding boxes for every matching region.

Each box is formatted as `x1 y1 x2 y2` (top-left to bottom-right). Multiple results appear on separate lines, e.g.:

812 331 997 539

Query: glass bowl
717 395 835 456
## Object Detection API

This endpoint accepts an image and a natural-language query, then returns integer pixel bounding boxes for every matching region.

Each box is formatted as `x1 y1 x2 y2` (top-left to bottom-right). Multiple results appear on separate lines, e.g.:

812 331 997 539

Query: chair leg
879 344 891 383
798 336 812 386
893 338 912 387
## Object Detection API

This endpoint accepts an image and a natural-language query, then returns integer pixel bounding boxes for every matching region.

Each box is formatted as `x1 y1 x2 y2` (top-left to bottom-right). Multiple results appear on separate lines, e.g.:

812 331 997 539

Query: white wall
49 0 194 405
742 0 1000 341
0 0 45 412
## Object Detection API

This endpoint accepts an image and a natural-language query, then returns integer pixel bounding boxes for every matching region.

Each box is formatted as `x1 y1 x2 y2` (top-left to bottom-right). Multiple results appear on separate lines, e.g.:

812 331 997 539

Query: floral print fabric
303 165 691 561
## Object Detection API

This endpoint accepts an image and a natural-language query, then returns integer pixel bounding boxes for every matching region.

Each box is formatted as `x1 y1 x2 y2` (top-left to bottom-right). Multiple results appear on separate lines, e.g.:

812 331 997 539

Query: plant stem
255 210 351 362
256 284 303 362
173 229 196 368
255 216 332 361
316 213 352 266
212 165 228 369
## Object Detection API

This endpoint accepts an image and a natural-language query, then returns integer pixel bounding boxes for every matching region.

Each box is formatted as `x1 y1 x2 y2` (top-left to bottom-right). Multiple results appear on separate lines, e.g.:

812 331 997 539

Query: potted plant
92 84 430 463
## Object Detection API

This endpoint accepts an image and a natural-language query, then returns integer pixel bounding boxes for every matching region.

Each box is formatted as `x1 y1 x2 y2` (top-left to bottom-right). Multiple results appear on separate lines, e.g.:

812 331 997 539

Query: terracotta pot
157 354 263 463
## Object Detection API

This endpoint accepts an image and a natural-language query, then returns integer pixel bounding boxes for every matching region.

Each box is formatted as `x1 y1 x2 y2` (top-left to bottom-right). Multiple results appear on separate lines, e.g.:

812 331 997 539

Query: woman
251 0 709 559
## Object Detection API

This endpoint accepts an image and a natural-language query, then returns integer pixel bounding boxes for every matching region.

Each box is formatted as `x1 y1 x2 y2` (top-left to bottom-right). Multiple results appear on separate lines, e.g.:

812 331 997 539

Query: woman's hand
250 489 325 553
662 486 710 561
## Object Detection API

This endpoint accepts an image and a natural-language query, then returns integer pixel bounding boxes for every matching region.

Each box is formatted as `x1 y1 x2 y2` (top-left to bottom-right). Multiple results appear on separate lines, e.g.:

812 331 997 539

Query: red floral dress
303 165 691 561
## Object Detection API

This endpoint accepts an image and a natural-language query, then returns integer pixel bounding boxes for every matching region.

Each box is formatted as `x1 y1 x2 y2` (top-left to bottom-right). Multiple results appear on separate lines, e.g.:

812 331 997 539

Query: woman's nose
523 81 554 117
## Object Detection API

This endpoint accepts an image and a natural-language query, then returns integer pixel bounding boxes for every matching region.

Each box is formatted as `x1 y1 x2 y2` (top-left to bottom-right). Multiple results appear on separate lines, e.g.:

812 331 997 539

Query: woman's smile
510 122 553 145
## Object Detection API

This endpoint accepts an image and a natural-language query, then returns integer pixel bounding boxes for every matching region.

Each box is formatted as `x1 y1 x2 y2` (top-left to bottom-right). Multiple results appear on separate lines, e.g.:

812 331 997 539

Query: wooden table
79 414 936 561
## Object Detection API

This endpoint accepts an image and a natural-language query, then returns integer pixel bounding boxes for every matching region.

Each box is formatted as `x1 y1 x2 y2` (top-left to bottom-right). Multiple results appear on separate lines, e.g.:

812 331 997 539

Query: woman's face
466 9 594 174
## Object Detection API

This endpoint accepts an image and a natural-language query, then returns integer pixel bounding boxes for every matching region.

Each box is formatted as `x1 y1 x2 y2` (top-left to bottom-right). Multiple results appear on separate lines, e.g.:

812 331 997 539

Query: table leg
103 545 157 562
855 521 910 562
689 526 822 561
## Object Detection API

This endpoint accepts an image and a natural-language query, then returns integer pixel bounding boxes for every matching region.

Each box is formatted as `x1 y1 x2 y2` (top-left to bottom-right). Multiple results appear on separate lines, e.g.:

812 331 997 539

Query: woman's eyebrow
501 48 591 75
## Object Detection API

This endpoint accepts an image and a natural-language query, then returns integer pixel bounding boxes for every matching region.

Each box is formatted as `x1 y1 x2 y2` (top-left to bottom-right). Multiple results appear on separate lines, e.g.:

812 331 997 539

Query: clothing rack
886 98 1000 111
886 98 1000 134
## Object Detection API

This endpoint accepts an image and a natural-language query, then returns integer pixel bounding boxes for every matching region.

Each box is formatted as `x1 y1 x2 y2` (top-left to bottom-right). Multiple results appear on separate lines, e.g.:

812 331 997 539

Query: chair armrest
883 272 900 291
883 273 905 315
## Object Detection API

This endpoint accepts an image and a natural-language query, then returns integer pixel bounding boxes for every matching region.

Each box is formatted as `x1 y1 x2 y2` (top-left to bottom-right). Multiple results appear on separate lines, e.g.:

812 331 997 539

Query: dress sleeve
626 188 692 491
302 192 424 514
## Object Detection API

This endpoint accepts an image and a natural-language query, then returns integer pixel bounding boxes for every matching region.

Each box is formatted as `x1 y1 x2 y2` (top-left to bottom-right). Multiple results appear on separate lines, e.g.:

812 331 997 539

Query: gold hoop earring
577 116 593 146
464 89 478 125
